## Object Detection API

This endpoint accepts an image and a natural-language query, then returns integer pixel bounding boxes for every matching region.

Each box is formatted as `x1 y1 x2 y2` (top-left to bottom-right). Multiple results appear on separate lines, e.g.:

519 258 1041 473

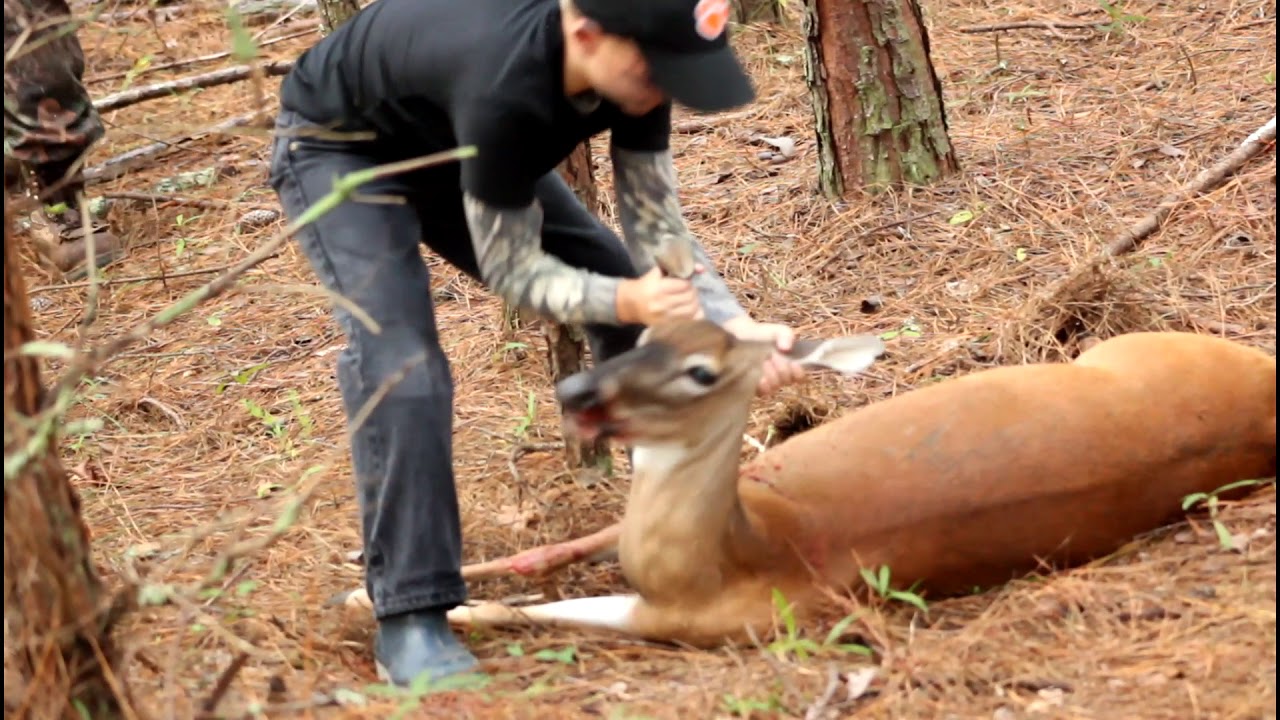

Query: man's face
568 23 667 116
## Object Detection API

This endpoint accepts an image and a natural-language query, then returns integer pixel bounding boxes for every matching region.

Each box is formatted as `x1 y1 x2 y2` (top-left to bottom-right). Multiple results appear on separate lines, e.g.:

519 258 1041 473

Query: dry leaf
759 135 797 158
494 504 538 531
845 667 878 701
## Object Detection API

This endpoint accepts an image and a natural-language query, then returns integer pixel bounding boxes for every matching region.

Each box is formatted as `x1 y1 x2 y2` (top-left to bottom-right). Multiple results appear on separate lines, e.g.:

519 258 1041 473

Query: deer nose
556 373 603 412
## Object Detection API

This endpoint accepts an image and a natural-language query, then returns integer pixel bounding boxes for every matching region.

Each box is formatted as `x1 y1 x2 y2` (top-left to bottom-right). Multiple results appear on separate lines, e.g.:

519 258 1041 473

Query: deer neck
617 390 761 601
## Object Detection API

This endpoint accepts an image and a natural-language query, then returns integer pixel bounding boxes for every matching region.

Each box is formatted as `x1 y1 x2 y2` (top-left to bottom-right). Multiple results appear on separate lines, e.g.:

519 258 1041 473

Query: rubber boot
373 610 480 688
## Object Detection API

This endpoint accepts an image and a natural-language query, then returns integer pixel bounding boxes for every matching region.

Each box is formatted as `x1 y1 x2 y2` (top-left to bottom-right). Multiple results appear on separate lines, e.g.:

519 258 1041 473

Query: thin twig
30 261 270 295
344 352 425 438
101 191 239 209
804 664 844 720
73 188 101 345
94 60 295 113
958 19 1107 33
199 653 250 714
83 113 259 185
86 26 316 84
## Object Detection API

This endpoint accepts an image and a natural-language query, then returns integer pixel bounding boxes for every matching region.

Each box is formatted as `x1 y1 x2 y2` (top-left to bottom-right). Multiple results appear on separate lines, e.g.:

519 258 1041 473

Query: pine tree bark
804 0 958 198
547 142 611 475
316 0 361 33
3 196 124 719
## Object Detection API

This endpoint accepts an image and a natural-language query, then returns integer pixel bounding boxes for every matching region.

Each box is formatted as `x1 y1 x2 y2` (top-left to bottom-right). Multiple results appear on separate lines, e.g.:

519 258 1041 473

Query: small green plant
880 319 923 341
860 565 929 613
766 588 872 661
494 340 530 362
512 389 538 438
216 361 272 394
241 390 314 459
1096 0 1147 35
363 670 493 720
243 398 285 439
721 692 783 718
1182 478 1273 550
173 212 202 256
532 645 577 664
119 53 153 90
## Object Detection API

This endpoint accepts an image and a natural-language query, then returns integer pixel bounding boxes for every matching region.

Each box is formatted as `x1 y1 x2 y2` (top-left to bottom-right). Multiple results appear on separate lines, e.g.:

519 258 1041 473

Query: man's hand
616 266 704 326
721 316 807 397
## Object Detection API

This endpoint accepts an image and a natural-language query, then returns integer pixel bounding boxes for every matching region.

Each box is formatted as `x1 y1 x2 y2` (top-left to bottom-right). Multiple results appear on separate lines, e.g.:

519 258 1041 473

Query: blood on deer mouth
563 405 627 442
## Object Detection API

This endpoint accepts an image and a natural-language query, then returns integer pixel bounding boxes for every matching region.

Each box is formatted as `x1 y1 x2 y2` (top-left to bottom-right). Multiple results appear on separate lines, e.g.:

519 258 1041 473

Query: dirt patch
5 0 1276 717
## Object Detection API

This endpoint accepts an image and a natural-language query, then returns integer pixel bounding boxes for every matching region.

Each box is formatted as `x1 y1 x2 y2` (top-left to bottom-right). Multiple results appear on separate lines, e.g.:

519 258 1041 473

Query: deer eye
684 365 719 387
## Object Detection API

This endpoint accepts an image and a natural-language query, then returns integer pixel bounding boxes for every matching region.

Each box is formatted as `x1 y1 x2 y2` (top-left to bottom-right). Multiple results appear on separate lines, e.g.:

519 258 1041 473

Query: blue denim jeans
268 110 642 619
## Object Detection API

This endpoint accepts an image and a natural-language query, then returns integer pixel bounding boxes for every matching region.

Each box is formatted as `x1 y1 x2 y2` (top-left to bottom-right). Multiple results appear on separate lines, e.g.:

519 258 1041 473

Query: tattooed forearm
462 192 622 326
611 145 747 325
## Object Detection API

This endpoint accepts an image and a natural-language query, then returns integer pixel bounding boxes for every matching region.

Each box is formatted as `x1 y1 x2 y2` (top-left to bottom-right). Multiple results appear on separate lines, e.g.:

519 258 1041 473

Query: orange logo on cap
693 0 730 41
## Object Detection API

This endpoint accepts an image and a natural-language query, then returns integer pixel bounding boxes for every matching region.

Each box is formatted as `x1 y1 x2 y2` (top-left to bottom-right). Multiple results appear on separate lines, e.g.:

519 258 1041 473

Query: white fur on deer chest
630 443 686 479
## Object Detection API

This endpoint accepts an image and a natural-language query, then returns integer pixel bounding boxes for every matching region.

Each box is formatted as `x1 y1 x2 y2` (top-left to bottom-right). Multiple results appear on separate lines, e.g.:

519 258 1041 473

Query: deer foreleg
463 522 621 580
327 523 622 611
447 594 645 637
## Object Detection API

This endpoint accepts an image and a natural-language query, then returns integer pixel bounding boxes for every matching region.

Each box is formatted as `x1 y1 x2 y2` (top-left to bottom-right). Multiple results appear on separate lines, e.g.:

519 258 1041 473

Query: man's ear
567 17 605 53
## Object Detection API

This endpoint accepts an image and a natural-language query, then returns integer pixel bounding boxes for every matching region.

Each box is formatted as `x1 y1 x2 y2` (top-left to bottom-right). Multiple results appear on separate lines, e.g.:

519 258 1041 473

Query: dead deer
341 320 1277 648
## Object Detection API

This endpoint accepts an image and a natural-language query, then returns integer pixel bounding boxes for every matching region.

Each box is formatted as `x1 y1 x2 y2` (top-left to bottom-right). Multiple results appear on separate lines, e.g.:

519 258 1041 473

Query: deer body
342 322 1275 649
737 333 1275 602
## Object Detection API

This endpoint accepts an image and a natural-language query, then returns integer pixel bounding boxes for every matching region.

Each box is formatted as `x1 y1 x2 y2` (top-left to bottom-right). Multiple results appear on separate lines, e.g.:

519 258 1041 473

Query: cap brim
642 44 755 114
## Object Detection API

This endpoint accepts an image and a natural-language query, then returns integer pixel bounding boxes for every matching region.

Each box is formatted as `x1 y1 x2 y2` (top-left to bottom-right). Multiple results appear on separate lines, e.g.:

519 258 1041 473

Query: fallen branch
99 191 239 209
29 260 277 295
671 108 754 134
1103 116 1275 257
83 113 258 185
958 19 1107 33
86 26 315 84
1012 115 1276 330
96 3 187 23
94 60 294 113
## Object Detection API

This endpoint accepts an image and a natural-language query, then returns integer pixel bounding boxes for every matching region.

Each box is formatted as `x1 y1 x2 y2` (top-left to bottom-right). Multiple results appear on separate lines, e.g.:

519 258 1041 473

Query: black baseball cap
572 0 756 113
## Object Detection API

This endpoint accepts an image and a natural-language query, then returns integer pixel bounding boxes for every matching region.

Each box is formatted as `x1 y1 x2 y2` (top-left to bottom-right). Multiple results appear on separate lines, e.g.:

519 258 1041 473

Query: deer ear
789 335 886 376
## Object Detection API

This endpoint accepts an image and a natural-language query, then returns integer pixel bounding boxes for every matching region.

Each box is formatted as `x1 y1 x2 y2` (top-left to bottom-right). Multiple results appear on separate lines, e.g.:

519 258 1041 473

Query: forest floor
10 0 1277 718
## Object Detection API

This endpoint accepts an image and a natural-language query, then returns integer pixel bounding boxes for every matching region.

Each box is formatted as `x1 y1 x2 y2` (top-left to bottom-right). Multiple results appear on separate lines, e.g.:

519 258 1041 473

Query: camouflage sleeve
609 145 747 325
462 192 623 326
3 0 103 172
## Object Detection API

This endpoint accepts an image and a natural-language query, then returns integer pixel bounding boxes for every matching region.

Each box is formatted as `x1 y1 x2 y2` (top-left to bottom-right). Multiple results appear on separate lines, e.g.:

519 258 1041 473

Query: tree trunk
316 0 361 33
733 0 783 24
558 141 600 215
3 197 124 718
547 142 612 476
804 0 958 198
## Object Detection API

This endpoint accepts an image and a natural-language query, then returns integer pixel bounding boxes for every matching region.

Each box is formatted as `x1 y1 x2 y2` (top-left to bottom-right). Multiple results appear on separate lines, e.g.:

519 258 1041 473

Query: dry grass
6 0 1276 717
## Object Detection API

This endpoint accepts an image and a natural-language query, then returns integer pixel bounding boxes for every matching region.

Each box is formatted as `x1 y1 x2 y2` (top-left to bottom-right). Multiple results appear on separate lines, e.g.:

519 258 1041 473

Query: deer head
555 319 886 445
